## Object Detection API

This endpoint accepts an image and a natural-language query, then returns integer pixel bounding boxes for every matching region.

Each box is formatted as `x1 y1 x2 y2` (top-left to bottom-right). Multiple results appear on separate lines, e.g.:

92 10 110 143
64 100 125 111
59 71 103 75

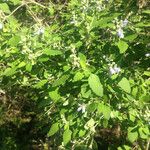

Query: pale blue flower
77 104 86 113
36 27 45 35
109 65 121 75
117 28 124 38
122 19 128 27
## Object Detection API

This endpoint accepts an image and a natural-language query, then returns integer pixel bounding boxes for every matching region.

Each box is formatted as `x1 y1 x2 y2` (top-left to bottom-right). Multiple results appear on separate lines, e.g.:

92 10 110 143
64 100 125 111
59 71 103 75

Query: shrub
0 0 149 149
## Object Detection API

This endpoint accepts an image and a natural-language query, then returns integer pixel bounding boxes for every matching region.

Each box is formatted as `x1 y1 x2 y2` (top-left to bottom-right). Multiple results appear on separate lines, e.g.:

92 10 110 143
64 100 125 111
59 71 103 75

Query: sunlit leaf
88 74 103 96
48 123 59 137
117 40 129 53
63 129 72 145
118 77 131 93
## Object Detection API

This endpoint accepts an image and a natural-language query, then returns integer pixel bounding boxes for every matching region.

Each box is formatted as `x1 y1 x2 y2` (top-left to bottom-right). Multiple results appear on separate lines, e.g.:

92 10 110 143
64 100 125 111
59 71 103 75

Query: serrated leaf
88 74 103 96
52 74 69 87
63 129 72 145
43 49 62 56
117 40 129 53
118 77 131 93
48 123 59 137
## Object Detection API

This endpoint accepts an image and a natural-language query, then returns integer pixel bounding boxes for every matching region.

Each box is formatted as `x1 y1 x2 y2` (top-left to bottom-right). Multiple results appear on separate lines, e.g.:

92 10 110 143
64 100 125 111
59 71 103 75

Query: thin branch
3 0 46 22
26 5 41 24
3 2 26 21
146 139 150 150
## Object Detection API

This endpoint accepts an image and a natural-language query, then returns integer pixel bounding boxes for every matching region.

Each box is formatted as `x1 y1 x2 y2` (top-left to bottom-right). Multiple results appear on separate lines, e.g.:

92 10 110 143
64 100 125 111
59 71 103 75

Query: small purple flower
117 28 124 38
122 19 128 27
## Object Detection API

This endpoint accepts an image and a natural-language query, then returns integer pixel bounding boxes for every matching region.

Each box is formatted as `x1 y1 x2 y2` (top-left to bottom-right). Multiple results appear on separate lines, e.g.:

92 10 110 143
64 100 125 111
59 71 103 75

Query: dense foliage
0 0 150 149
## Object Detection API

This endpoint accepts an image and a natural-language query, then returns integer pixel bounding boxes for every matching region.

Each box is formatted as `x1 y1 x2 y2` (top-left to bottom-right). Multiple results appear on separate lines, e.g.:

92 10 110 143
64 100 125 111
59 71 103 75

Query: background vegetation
0 0 150 149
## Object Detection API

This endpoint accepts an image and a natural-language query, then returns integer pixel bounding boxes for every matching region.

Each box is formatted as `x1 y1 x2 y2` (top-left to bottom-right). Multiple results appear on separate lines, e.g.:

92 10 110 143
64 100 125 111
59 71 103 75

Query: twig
29 0 46 8
3 2 26 21
146 139 150 150
3 0 46 22
26 5 41 24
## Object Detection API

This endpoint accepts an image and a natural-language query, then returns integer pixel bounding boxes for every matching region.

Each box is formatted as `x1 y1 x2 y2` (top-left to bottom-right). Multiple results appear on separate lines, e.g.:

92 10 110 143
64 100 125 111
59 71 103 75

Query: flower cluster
70 45 80 68
116 19 128 38
109 63 121 75
117 28 124 39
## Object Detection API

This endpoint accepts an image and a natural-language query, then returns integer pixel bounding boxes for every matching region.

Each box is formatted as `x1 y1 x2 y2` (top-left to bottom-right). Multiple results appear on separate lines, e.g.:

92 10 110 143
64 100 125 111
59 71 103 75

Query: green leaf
117 40 129 53
38 56 49 62
26 63 32 72
118 77 131 93
139 127 149 139
8 36 21 46
73 72 84 82
63 129 72 145
118 145 131 150
135 22 150 27
88 102 97 113
97 103 111 120
10 0 21 5
49 88 61 102
129 109 136 122
88 74 103 96
85 118 95 129
79 53 86 69
17 61 26 68
144 71 150 76
125 34 138 41
78 129 86 137
81 84 91 98
34 80 47 89
3 67 16 76
52 74 69 87
142 10 150 14
127 129 138 143
48 123 59 137
0 3 11 14
43 49 62 56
